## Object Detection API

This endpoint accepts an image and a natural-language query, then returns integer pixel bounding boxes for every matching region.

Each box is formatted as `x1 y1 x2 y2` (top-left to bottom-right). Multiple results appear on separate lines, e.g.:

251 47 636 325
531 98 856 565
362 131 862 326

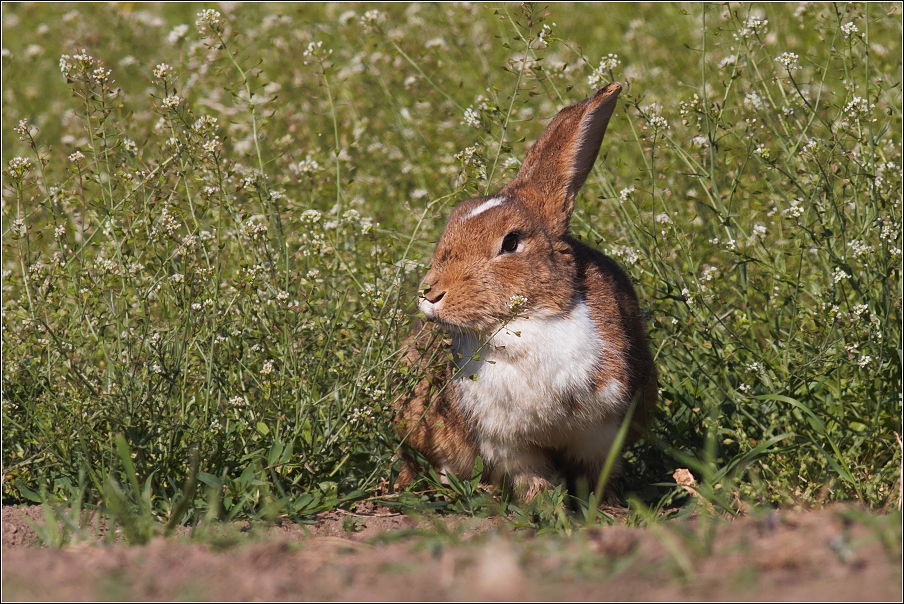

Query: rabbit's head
418 83 622 331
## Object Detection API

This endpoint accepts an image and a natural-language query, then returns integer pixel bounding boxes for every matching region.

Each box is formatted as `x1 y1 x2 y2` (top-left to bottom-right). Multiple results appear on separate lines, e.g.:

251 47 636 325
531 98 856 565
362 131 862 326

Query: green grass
2 2 901 534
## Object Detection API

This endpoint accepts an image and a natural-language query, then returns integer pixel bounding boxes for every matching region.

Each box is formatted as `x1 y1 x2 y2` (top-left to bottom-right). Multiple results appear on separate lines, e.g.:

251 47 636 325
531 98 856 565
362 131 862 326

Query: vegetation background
2 2 901 534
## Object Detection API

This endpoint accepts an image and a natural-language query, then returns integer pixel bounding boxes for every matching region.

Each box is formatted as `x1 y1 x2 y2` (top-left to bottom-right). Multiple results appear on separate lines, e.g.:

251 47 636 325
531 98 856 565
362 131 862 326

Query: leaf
18 485 44 503
268 442 284 466
197 472 220 488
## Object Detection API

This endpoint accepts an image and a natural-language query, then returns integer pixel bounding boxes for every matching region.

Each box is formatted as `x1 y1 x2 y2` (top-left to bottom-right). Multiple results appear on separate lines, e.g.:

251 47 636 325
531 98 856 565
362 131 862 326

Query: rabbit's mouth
417 291 444 320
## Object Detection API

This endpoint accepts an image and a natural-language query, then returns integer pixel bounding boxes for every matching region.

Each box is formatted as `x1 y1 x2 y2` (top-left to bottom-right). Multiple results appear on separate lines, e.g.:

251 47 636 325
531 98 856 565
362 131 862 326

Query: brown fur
394 83 657 499
393 320 479 488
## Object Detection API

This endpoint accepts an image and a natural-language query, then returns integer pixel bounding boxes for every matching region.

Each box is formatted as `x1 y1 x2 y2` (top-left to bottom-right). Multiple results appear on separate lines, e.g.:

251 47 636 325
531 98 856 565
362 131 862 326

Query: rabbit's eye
500 232 520 254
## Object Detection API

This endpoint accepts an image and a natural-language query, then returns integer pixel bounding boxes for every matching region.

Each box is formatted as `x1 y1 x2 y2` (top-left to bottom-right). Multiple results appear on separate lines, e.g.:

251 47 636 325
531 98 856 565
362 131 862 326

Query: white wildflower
7 156 32 179
291 155 322 175
681 288 695 307
300 209 322 223
851 304 869 318
14 118 30 136
243 219 268 241
167 24 189 45
783 199 804 218
68 151 86 163
643 105 669 133
840 22 858 39
195 9 222 36
718 55 737 69
193 115 218 132
734 16 768 40
462 106 481 128
94 257 120 276
508 294 529 314
359 9 386 29
161 95 181 109
774 52 800 71
587 53 620 88
844 96 873 120
850 240 873 258
303 40 332 63
153 63 173 80
260 360 275 375
743 92 763 111
10 219 26 237
202 138 222 156
537 23 555 48
832 267 850 284
609 245 639 264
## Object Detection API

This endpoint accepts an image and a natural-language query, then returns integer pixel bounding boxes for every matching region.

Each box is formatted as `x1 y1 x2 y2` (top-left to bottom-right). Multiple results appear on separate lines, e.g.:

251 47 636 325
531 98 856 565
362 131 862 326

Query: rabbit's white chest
451 301 623 444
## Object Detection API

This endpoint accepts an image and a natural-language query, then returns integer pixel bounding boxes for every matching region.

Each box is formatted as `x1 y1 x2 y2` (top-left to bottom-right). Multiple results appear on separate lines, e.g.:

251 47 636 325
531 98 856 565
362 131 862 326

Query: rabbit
394 82 658 502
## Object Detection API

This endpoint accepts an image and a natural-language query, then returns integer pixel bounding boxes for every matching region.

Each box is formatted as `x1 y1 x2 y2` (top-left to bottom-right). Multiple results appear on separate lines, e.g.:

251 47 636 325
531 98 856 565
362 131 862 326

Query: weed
1 3 900 529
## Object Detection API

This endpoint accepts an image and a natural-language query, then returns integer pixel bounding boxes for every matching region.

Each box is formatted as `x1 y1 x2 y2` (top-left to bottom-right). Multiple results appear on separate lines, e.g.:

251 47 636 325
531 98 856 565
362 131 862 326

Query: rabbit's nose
424 290 446 304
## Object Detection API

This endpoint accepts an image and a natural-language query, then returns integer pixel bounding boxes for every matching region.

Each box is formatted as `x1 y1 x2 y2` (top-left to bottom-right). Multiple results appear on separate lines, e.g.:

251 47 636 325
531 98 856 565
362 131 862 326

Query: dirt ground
2 503 901 601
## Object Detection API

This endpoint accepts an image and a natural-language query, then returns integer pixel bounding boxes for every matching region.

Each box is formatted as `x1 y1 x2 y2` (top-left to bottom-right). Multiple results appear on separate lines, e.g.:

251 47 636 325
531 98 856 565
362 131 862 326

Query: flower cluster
303 40 332 64
462 106 481 128
587 53 620 88
840 22 858 39
359 9 386 30
6 156 32 180
774 52 800 71
743 91 764 111
508 294 529 315
59 50 112 86
537 23 555 48
643 104 669 134
161 95 182 110
291 155 322 176
167 24 189 45
153 63 174 81
454 144 487 181
844 96 874 120
734 16 768 40
195 9 223 37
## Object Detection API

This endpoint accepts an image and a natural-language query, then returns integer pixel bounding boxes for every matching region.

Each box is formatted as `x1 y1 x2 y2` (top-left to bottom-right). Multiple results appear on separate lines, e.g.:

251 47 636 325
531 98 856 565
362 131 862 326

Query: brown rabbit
394 83 657 501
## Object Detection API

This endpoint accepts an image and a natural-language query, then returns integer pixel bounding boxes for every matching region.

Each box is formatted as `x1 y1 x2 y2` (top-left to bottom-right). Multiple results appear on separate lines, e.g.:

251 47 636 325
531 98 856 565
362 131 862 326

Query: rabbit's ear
505 82 621 236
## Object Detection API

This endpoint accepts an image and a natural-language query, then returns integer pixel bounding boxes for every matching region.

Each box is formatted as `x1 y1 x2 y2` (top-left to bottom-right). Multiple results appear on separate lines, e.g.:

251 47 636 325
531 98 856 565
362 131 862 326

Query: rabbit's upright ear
504 82 622 236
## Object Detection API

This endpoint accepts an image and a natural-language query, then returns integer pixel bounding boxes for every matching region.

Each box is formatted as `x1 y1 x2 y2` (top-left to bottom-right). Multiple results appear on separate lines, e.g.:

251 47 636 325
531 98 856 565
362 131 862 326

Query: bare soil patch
2 504 900 601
